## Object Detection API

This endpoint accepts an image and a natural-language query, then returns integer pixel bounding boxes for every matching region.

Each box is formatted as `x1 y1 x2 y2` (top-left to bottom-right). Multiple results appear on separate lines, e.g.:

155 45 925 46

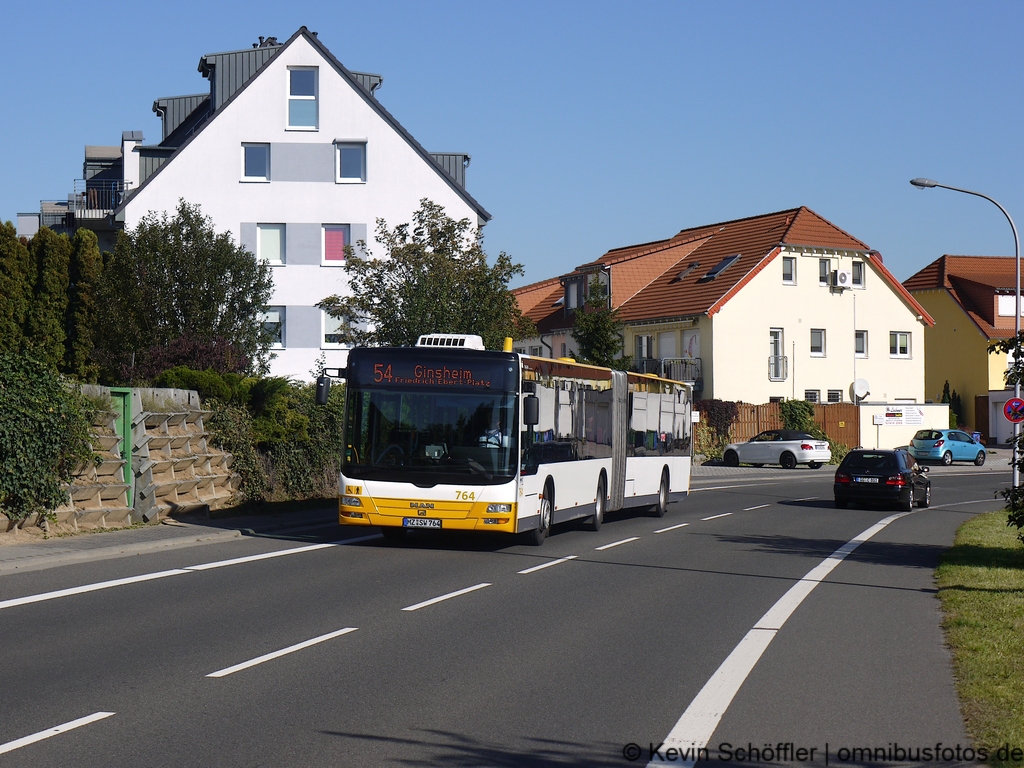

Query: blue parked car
908 429 986 466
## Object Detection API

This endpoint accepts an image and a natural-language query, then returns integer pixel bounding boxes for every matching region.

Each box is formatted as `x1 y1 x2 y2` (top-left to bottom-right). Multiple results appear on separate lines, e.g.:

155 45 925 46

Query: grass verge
936 510 1024 766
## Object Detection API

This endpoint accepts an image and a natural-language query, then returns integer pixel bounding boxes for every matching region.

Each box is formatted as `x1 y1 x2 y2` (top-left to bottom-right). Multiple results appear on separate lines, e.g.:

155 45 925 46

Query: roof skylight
699 254 741 282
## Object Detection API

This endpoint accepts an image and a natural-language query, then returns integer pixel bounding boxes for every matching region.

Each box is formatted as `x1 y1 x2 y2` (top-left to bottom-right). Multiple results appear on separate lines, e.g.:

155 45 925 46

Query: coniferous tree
0 222 33 350
24 227 71 369
65 228 103 380
571 275 630 369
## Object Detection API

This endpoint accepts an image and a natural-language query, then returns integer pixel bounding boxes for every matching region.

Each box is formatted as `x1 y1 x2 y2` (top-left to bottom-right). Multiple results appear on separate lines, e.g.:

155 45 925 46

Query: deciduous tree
571 275 630 369
317 199 534 351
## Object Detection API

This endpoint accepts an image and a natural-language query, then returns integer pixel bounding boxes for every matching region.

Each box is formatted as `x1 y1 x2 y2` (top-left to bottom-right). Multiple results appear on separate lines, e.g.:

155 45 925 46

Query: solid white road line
518 556 578 574
339 533 384 544
654 522 691 534
207 627 358 678
0 711 115 755
701 513 733 521
595 537 640 551
401 583 491 612
185 542 337 570
792 497 819 502
646 510 916 768
742 504 770 511
0 570 189 611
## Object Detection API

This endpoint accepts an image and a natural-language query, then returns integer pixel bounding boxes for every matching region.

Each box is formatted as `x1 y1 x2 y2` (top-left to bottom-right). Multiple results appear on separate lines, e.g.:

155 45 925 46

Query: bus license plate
403 517 442 529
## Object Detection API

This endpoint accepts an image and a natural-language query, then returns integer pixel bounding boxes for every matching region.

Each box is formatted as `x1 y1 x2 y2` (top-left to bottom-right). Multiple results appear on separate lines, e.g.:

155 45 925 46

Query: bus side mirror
523 394 539 426
315 376 331 405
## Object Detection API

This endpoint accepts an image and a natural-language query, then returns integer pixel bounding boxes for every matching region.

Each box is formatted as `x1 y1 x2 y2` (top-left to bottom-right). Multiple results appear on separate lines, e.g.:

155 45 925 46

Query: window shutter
324 226 348 261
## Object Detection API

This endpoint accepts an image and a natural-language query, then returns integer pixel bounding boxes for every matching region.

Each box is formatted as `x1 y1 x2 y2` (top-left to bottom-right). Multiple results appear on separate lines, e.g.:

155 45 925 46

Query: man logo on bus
410 502 435 510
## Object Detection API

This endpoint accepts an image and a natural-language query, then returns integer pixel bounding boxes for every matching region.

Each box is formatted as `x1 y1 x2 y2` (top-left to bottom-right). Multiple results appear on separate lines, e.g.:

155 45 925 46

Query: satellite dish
852 378 870 400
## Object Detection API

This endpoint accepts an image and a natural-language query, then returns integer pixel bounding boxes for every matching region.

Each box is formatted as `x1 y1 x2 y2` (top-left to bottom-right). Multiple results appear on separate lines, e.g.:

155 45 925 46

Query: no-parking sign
1004 398 1024 423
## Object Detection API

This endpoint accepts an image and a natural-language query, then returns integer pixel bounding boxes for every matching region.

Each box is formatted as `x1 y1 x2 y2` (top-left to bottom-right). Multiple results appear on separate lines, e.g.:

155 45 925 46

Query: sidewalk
0 505 338 575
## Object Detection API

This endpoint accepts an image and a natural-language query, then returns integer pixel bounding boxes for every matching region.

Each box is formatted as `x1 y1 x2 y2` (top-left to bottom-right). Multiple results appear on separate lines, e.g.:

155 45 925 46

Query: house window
804 390 820 403
242 143 270 181
890 331 911 358
529 345 541 356
322 310 346 348
819 258 831 286
257 224 285 265
769 328 786 381
810 328 826 356
855 330 868 357
323 224 350 264
852 261 865 287
828 389 843 403
769 396 784 404
336 143 366 182
263 307 284 348
636 335 653 359
782 256 796 284
560 342 567 357
288 67 318 129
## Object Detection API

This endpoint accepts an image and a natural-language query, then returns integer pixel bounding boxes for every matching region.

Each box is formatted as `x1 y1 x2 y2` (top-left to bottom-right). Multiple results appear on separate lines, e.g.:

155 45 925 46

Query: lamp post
910 178 1020 488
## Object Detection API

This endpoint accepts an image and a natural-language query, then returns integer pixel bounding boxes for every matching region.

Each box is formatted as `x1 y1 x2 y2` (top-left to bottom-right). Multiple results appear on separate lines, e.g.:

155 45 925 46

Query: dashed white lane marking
518 556 578 574
654 522 691 534
0 538 372 612
743 504 770 511
645 509 916 768
0 711 115 755
0 570 189 611
701 513 733 521
185 543 337 570
207 627 358 678
595 537 640 551
401 583 491 612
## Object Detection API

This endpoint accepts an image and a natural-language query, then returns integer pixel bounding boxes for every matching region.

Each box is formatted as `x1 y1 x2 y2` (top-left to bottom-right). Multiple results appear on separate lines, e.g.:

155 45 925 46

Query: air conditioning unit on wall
831 269 853 290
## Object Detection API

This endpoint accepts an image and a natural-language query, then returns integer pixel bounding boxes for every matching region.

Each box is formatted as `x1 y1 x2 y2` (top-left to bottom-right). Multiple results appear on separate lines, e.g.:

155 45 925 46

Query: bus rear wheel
651 470 670 517
587 475 606 531
528 482 553 546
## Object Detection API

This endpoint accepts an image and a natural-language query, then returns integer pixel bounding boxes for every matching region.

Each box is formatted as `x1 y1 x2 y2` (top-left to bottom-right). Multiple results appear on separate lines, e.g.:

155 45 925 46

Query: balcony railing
634 357 703 390
72 179 130 219
768 355 788 381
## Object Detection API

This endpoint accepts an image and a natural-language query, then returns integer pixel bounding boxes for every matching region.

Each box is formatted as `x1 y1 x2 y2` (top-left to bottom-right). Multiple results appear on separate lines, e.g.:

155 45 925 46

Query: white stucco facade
708 248 928 403
121 31 486 380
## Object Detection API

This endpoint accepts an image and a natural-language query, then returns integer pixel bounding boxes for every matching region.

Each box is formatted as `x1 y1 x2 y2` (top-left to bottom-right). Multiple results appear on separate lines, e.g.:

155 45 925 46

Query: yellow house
515 207 934 406
904 255 1016 441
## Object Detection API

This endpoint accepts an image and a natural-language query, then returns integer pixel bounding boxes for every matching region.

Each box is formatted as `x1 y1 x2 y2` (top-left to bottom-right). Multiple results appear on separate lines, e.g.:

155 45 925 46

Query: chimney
121 130 144 191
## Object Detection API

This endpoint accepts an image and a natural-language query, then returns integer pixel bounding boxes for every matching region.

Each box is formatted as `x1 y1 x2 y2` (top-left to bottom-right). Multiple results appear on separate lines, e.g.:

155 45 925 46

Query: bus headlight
486 503 512 514
342 496 362 507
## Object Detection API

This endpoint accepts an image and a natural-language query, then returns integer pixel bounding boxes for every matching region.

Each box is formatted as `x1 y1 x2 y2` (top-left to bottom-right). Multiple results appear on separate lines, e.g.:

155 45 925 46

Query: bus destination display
349 353 512 390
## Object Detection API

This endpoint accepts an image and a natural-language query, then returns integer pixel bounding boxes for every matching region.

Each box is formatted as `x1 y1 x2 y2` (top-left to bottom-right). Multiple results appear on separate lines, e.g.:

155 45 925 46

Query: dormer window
288 67 318 129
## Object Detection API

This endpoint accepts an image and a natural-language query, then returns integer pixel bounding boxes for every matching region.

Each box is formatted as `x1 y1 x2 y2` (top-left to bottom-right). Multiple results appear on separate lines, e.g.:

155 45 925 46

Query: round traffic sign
1005 398 1024 423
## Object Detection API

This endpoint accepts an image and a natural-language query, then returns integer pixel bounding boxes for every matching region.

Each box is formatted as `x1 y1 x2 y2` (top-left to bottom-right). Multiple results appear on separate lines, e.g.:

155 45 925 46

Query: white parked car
722 429 831 469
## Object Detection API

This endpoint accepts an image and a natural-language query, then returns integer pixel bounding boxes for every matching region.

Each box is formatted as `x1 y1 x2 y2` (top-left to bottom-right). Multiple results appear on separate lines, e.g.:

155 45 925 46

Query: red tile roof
516 206 934 335
904 254 1019 339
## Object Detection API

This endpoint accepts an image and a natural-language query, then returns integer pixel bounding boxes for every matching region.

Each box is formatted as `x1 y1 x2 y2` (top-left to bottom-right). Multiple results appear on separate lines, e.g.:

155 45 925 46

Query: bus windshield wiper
465 459 492 479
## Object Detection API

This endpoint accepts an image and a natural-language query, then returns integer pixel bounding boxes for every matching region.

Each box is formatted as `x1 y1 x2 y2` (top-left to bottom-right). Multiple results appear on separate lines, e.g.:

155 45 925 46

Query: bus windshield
344 387 518 485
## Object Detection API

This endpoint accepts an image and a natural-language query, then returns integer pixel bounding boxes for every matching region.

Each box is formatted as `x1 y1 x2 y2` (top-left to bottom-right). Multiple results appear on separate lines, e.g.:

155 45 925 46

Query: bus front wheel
528 482 553 546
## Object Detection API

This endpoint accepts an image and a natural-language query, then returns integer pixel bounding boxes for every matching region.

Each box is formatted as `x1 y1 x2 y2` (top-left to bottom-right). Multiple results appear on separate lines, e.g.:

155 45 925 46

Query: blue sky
3 0 1022 286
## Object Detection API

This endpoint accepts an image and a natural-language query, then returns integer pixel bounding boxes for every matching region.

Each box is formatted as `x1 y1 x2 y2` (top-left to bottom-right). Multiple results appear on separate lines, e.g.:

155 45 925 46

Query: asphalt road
0 464 1008 767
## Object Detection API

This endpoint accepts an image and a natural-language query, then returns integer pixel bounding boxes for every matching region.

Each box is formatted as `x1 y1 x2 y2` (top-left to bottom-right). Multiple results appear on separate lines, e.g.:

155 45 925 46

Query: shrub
154 366 235 403
780 399 816 432
0 351 96 521
695 399 739 441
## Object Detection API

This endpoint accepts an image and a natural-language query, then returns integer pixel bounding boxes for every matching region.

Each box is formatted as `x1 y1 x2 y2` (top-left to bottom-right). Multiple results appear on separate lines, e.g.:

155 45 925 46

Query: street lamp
910 178 1020 488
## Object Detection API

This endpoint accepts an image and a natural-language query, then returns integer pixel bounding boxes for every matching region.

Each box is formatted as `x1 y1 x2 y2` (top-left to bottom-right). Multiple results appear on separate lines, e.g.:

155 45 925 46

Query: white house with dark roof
27 27 490 380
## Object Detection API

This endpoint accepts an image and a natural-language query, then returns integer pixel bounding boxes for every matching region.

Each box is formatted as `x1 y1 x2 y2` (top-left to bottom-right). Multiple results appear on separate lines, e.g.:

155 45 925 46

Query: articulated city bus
316 334 692 545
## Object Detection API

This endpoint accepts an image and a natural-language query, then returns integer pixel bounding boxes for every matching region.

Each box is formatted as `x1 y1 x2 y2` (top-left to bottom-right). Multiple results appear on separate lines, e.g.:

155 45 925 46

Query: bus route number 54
374 363 393 383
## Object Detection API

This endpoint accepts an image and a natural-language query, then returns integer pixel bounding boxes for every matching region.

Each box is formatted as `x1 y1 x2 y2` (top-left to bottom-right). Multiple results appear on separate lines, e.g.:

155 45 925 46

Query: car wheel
918 484 931 508
901 491 914 512
724 450 739 467
975 451 986 466
780 452 797 470
651 469 670 517
808 461 822 469
528 481 553 546
587 475 606 531
834 497 848 509
942 451 953 466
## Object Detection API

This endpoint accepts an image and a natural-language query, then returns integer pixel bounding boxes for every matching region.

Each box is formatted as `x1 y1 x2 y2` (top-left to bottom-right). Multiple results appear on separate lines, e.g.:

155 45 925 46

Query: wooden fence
726 403 861 447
